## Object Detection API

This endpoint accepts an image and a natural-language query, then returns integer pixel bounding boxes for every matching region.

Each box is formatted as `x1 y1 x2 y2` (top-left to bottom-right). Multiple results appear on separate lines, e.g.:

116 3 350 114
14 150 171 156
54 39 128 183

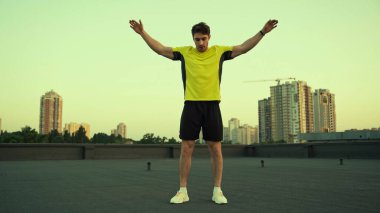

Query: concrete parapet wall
0 144 84 160
248 141 380 159
248 143 308 158
0 141 379 160
309 142 380 159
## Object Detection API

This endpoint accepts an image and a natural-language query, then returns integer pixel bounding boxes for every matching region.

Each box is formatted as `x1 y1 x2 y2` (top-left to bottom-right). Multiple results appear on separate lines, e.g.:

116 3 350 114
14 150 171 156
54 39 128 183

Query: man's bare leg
207 141 223 187
180 140 195 187
207 141 228 204
170 140 195 204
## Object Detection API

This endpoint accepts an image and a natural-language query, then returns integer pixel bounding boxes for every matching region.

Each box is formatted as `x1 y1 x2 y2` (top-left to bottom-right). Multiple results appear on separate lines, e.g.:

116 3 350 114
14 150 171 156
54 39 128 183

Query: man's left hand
262 19 278 34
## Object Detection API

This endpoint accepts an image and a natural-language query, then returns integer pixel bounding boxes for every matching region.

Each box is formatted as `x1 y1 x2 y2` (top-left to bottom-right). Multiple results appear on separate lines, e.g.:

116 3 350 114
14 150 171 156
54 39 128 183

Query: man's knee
181 140 195 155
207 141 222 156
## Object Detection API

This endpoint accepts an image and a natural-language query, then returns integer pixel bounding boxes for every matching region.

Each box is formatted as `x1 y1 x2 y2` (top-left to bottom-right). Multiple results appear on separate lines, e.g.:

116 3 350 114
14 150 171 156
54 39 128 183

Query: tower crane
243 77 296 85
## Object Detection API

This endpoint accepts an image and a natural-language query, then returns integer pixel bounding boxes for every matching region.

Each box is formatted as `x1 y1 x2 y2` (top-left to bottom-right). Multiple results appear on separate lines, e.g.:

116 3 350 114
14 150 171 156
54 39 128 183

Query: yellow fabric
172 45 233 101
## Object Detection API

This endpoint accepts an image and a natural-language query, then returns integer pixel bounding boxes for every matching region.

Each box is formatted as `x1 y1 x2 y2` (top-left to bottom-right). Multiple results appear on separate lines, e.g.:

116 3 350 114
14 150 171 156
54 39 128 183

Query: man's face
193 33 210 52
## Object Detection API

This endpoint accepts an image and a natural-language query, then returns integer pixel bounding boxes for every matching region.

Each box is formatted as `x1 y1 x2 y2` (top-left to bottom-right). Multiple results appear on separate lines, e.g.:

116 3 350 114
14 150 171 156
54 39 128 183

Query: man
130 19 278 204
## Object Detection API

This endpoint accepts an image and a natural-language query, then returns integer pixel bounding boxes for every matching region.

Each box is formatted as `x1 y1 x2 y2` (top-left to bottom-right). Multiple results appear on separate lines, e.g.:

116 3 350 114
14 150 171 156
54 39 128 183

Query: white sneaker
170 191 189 204
212 191 228 204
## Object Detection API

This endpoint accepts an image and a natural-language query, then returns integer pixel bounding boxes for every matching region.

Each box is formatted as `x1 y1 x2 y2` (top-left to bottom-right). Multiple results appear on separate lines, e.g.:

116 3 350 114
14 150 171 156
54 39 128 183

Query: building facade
269 81 314 143
111 123 127 138
258 98 271 143
298 81 314 134
270 82 297 143
228 118 240 144
39 90 63 134
64 122 91 138
117 122 127 138
251 125 259 144
223 127 230 143
238 124 258 145
225 119 258 145
313 89 336 132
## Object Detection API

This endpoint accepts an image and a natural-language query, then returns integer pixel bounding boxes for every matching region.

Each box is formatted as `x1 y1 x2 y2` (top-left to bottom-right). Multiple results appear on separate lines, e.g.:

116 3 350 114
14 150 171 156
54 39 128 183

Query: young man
130 19 278 204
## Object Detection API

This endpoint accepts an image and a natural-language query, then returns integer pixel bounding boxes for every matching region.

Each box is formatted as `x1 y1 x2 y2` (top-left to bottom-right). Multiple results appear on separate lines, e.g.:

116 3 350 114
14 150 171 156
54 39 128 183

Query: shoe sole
170 198 189 204
212 197 228 204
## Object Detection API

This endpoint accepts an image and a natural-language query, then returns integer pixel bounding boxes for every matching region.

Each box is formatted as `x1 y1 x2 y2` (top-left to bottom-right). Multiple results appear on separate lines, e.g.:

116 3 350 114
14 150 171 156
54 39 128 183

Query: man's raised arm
231 19 278 58
130 19 174 60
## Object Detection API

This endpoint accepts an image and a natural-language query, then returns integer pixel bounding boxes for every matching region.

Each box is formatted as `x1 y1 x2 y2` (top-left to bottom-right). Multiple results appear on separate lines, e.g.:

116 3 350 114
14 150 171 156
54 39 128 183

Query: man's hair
191 22 210 36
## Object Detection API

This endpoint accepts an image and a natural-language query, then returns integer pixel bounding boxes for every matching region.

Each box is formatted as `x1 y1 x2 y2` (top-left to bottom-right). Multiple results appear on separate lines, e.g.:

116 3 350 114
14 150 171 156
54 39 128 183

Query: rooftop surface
1 157 379 213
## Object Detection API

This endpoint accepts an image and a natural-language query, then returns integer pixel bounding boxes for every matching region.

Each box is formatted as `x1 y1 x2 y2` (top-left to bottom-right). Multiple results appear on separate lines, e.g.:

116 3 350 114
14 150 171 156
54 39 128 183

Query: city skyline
1 0 379 140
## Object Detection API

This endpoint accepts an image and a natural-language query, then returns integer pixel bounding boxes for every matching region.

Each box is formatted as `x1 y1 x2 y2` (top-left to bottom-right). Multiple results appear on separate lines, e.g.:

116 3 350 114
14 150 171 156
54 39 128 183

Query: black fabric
218 50 233 85
173 51 187 93
179 101 223 141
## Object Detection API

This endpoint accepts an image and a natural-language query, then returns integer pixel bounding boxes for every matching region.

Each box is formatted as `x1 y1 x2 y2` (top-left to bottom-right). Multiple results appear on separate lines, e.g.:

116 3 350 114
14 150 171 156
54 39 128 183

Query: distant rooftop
1 158 379 213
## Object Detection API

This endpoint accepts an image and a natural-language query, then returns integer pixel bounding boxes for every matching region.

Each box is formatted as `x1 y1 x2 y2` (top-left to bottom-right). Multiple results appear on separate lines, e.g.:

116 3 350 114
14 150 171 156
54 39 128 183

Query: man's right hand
130 19 144 34
128 19 174 59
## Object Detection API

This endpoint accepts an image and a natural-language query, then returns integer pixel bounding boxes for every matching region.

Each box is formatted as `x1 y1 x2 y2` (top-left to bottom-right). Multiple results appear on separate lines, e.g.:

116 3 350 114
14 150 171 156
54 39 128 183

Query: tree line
0 126 180 144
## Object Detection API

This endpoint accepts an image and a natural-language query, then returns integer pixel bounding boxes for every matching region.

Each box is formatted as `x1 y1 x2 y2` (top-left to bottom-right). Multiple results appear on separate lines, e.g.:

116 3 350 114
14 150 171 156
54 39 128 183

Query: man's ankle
213 186 222 194
179 187 188 194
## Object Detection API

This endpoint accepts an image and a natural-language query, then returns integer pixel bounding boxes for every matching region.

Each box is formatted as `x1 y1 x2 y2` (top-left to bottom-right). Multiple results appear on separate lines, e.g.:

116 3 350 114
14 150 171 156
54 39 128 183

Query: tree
166 137 179 144
63 130 73 143
137 133 174 144
48 129 61 143
0 131 22 143
109 134 116 143
92 133 110 144
37 134 48 143
139 133 155 144
161 136 167 144
20 126 38 143
74 126 89 143
114 135 125 144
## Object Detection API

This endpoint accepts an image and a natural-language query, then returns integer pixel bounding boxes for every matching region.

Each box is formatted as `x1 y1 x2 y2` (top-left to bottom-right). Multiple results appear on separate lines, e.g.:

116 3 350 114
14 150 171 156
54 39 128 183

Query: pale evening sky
0 0 379 140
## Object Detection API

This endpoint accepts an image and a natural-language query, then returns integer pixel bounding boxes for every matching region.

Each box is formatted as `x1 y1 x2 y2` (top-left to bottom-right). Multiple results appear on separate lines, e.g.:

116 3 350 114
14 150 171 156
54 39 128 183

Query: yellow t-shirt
172 45 233 101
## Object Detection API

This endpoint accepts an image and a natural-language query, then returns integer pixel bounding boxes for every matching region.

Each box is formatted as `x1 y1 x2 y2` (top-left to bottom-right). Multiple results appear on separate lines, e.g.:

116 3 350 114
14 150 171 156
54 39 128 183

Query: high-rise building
241 124 258 145
233 124 258 145
270 81 314 143
270 82 297 143
298 81 314 134
223 127 230 143
228 118 240 144
39 90 63 134
236 127 244 144
258 98 271 143
226 118 257 144
64 122 91 138
117 122 127 138
313 89 336 132
251 125 259 144
260 81 335 143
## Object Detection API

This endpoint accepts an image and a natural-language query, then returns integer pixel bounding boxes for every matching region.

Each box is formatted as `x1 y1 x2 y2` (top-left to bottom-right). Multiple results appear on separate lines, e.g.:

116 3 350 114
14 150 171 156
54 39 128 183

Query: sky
1 0 379 140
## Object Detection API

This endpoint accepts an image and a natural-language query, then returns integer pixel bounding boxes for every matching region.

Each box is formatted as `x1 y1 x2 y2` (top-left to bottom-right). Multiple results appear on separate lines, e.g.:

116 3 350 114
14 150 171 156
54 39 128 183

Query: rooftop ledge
1 141 379 160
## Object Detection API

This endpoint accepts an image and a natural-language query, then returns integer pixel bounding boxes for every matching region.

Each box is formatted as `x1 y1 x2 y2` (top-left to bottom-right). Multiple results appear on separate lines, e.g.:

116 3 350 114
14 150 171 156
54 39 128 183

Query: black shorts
179 101 223 141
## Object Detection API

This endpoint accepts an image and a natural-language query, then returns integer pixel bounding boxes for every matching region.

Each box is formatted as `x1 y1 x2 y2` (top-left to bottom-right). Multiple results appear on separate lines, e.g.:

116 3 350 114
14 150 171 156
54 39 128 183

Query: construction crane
243 77 296 85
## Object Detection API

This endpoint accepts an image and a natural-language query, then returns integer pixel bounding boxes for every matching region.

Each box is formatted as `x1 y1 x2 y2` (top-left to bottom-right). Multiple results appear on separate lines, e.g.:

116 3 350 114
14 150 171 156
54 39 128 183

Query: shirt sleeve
218 46 234 61
172 47 185 61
